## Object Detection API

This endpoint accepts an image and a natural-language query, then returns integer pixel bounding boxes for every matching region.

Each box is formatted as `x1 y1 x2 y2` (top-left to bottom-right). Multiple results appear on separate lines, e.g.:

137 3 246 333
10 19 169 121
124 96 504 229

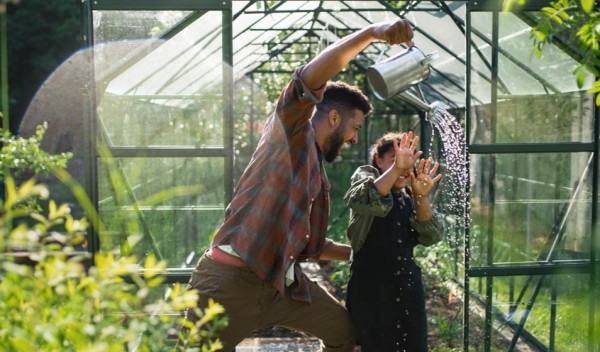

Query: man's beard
323 127 345 163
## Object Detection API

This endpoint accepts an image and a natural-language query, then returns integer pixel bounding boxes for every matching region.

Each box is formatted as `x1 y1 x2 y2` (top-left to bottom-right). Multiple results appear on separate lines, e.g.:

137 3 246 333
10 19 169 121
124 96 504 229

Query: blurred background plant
0 125 227 351
0 124 70 180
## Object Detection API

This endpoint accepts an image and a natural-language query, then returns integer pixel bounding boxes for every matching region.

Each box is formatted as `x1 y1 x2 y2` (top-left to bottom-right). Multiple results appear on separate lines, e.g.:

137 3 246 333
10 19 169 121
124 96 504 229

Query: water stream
426 106 469 222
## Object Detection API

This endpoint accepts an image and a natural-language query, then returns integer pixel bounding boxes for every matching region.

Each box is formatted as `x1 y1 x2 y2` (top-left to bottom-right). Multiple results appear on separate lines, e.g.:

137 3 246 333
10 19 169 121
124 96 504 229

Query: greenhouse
2 0 599 351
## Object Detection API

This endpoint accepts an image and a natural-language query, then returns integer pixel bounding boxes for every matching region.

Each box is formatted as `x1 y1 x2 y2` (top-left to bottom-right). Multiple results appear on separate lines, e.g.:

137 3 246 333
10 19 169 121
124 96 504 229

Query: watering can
367 46 441 113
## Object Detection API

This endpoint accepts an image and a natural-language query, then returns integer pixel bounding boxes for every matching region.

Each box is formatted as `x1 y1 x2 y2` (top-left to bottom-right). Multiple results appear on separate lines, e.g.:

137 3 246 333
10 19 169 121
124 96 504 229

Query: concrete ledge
237 337 321 351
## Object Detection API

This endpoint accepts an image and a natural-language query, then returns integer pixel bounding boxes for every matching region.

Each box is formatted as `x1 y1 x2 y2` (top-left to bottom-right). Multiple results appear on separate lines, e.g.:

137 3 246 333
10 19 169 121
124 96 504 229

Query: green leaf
588 81 600 93
585 64 600 77
533 30 547 42
540 6 567 23
576 69 585 88
580 0 593 13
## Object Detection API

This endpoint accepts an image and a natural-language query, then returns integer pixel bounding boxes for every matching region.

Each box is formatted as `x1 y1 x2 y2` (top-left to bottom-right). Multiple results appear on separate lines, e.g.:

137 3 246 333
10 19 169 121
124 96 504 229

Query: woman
344 131 445 352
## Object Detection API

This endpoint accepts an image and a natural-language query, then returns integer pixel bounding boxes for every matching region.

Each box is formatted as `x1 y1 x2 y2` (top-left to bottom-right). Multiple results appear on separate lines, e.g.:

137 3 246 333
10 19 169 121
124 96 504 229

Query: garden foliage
0 126 227 351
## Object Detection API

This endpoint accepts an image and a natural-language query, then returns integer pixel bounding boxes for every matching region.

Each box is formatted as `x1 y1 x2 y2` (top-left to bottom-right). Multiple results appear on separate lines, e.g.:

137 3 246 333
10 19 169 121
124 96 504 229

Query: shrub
0 126 227 351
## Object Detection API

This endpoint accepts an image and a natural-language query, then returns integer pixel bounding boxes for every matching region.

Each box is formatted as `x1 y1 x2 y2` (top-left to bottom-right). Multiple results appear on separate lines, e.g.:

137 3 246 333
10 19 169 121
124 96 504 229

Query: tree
6 0 80 132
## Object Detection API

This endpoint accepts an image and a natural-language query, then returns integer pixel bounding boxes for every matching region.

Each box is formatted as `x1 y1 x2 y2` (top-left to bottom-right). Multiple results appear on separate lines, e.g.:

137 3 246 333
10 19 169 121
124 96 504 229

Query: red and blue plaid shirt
211 67 331 303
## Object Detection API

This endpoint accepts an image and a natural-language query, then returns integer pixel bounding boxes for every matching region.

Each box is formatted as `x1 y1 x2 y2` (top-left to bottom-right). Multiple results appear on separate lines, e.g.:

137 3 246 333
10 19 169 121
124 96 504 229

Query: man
186 19 414 352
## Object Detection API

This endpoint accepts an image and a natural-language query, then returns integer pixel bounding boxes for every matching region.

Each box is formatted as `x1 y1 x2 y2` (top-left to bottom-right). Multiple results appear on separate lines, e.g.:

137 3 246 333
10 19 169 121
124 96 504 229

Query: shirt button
311 197 314 202
396 297 400 302
397 256 401 261
306 234 310 239
290 256 294 260
396 221 401 226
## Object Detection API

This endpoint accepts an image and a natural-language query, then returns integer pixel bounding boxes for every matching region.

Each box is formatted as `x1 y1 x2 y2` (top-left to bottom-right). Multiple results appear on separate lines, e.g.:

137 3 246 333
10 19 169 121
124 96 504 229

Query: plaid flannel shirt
211 66 331 303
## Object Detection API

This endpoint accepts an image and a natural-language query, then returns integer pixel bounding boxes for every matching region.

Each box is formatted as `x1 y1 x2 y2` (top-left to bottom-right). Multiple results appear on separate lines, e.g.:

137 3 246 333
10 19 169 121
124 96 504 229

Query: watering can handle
420 51 440 66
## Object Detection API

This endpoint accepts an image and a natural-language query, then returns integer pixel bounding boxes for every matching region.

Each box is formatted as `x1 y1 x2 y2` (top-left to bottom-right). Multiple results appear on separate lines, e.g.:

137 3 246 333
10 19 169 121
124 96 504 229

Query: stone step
237 337 321 352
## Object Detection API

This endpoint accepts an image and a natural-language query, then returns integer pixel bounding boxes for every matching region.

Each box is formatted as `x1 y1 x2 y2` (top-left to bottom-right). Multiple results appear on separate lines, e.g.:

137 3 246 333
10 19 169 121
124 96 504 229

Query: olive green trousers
185 253 356 352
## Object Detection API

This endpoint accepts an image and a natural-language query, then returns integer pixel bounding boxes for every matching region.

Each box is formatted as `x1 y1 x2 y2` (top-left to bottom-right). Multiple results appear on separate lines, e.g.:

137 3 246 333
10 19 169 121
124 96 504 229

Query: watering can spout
397 91 433 112
397 91 444 118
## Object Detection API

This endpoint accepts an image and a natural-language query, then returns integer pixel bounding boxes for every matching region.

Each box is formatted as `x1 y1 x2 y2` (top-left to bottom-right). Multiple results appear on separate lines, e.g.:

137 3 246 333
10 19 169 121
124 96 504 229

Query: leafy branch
506 0 600 104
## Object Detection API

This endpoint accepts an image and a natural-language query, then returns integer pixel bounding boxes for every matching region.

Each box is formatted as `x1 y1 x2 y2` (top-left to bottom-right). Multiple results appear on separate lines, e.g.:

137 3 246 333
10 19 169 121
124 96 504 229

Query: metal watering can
367 46 441 113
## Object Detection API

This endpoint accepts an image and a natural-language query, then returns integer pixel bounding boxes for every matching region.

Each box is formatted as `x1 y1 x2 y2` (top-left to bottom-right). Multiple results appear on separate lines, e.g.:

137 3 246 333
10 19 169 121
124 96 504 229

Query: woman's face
377 149 410 190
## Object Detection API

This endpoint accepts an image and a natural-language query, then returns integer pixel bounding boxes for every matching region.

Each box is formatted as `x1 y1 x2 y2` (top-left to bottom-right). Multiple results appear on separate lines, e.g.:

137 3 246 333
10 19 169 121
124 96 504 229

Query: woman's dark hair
369 132 404 172
370 131 414 195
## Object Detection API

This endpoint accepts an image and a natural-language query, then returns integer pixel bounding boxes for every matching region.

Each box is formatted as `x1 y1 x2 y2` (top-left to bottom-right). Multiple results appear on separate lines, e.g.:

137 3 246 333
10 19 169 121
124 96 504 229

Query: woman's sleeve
343 165 393 217
410 210 445 246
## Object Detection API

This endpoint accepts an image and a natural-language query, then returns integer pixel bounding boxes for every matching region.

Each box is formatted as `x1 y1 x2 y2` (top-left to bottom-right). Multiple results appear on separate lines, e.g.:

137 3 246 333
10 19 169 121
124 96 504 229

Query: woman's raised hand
411 157 443 197
393 131 422 176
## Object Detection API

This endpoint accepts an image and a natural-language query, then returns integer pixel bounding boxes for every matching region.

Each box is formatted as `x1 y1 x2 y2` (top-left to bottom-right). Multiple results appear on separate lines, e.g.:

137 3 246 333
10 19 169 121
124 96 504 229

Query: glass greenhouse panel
469 11 594 119
468 275 592 351
470 152 592 265
93 10 226 147
470 91 594 144
97 157 225 266
98 94 225 147
93 11 193 44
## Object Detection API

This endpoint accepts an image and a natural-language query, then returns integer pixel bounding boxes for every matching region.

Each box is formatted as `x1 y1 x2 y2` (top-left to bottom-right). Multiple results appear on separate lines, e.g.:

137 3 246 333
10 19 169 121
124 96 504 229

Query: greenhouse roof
98 0 592 111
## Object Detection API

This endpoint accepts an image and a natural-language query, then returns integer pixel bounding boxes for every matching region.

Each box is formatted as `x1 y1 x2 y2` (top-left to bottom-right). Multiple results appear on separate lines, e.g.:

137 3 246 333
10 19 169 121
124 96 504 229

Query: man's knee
322 335 356 352
321 314 356 352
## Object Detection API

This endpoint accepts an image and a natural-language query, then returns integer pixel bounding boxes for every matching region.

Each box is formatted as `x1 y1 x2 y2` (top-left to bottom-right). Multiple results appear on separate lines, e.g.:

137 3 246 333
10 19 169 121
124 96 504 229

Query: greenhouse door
82 0 233 282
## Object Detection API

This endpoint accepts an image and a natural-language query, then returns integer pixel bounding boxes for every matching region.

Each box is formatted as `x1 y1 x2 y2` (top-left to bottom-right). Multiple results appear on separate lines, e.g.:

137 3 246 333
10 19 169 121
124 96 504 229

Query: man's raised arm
300 19 414 91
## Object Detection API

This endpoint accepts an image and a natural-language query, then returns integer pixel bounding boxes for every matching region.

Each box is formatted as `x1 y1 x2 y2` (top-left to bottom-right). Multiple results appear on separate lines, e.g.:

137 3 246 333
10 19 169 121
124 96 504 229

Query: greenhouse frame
6 0 600 351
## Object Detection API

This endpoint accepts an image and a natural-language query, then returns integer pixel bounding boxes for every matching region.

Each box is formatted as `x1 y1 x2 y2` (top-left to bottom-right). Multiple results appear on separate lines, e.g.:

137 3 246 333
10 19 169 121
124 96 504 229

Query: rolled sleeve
292 66 326 104
345 166 394 253
410 210 445 246
273 66 326 138
344 165 393 217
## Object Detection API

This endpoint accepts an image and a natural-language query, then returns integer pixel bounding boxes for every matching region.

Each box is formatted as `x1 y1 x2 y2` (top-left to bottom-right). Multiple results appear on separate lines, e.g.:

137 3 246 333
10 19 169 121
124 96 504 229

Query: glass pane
466 279 517 350
93 11 193 43
232 76 270 181
469 275 591 351
98 95 224 147
93 11 225 147
470 153 592 265
98 157 225 266
470 91 594 144
498 13 594 94
470 12 594 144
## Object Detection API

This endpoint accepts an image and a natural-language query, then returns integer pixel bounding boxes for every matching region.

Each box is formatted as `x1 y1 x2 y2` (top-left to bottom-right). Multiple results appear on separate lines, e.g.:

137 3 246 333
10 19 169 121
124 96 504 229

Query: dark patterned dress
344 165 444 352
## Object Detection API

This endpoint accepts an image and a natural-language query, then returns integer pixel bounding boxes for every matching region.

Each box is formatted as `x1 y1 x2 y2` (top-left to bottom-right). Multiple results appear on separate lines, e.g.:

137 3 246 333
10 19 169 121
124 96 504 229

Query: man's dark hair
315 81 372 118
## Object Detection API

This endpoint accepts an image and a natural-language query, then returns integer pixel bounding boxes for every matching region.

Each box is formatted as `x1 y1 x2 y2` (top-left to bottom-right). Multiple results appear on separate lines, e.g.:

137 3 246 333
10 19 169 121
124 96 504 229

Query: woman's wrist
395 166 411 177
